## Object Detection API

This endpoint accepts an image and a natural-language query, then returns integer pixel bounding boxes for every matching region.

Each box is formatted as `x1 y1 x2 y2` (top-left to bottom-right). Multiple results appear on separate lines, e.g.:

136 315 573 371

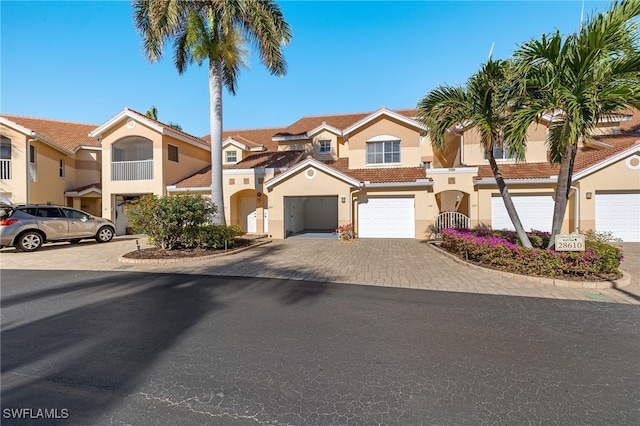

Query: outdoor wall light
585 192 592 199
341 196 346 203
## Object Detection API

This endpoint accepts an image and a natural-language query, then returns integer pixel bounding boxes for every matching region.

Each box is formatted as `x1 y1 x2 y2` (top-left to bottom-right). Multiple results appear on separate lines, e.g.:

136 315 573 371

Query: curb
427 242 631 289
117 239 272 264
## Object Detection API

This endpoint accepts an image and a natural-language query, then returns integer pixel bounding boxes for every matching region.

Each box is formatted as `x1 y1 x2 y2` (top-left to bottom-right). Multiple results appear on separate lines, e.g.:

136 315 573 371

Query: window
226 150 237 163
319 140 331 154
366 140 400 164
168 144 179 162
0 136 11 159
35 207 63 218
59 159 65 178
29 144 36 182
62 208 90 220
486 141 515 160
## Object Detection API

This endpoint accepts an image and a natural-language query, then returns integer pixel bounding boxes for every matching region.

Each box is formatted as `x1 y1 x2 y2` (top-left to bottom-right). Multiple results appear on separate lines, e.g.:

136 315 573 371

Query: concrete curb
117 239 272 264
427 242 631 289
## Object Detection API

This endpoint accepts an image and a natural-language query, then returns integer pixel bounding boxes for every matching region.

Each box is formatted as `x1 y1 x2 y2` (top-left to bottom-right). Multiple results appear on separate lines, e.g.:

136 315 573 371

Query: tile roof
66 182 102 192
476 135 639 180
619 109 640 132
1 114 100 152
171 150 303 188
322 158 428 183
219 127 285 151
274 108 418 137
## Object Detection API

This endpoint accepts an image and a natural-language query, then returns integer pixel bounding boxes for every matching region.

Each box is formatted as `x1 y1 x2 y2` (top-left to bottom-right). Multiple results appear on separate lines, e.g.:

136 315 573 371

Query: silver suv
0 204 115 252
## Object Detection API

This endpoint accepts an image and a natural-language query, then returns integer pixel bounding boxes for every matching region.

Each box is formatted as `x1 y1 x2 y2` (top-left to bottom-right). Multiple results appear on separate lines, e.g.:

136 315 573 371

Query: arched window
366 134 400 165
112 136 153 162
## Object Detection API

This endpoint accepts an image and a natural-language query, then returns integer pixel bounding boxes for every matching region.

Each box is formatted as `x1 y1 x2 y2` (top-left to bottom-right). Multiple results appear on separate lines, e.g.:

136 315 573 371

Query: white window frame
225 150 238 163
366 140 400 165
486 140 515 161
319 140 331 154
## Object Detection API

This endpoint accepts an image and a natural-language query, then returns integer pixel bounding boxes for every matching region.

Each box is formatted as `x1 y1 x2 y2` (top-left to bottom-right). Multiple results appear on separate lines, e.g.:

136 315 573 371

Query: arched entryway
230 189 267 234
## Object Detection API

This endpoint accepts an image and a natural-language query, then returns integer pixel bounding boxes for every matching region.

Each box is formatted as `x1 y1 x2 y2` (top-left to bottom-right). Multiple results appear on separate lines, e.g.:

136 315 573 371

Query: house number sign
555 233 585 251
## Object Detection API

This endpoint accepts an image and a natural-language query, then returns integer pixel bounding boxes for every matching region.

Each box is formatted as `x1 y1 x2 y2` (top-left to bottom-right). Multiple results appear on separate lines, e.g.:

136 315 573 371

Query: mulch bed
121 238 255 260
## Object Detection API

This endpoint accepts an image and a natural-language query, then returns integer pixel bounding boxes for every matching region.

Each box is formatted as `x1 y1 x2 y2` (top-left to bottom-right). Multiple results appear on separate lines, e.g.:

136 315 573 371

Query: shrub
335 224 355 242
440 228 621 279
126 194 217 250
181 224 246 249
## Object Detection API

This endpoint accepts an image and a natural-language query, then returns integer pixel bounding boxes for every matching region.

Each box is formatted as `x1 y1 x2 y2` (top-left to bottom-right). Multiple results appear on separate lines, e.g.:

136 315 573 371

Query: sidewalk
2 236 638 304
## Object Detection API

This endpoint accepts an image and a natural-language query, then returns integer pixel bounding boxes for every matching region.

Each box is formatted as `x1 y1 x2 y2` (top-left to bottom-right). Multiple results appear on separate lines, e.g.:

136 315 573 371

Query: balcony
0 159 11 180
111 159 153 181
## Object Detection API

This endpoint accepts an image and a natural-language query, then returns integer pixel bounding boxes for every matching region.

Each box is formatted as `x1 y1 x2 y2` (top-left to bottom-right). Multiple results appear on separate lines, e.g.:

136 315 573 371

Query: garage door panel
359 197 415 238
491 195 554 232
596 192 640 242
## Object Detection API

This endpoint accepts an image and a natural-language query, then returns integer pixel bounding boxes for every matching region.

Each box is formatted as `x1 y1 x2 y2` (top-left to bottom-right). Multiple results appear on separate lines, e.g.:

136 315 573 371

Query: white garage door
358 197 415 238
596 192 640 242
491 194 554 232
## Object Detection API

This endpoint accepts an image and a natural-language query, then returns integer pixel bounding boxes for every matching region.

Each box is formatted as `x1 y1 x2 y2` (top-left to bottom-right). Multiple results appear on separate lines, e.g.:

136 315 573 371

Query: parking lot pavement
1 236 638 304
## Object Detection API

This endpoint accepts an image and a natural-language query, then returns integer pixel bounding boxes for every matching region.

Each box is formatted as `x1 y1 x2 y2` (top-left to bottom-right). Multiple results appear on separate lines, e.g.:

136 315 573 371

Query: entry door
240 197 257 233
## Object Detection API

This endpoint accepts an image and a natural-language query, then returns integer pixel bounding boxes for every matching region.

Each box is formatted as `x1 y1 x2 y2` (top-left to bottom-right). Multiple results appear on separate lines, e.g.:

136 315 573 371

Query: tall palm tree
506 0 640 248
418 59 533 248
133 0 292 224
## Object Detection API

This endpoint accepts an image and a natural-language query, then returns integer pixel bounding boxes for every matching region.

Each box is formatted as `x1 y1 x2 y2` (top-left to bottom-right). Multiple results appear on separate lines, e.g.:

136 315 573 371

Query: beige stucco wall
576 153 640 232
346 117 423 169
222 146 247 165
0 125 28 203
162 136 210 186
427 170 478 219
463 122 548 165
29 141 69 205
73 149 102 187
422 133 462 168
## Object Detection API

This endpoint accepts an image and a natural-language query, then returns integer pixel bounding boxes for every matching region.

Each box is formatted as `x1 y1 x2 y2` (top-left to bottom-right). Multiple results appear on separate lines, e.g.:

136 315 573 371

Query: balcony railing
111 159 153 181
0 159 10 180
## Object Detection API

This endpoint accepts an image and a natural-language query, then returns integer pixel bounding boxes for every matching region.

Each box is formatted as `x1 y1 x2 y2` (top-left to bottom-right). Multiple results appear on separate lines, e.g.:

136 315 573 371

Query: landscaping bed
439 228 622 282
121 237 255 260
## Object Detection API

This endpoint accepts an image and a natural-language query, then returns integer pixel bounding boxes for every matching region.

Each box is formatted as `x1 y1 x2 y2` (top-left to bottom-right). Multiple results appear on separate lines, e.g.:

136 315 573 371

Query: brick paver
1 236 638 304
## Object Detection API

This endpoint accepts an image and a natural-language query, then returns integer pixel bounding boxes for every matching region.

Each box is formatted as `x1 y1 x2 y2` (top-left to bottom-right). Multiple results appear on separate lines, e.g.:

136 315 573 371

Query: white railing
434 211 470 237
0 159 10 180
111 160 153 181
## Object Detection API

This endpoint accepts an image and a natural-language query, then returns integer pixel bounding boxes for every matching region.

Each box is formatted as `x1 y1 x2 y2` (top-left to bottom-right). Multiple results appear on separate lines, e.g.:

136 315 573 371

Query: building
1 107 639 241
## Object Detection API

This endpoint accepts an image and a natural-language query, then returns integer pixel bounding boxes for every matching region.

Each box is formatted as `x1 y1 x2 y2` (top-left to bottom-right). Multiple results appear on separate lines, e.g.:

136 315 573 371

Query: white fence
433 211 470 237
111 160 153 181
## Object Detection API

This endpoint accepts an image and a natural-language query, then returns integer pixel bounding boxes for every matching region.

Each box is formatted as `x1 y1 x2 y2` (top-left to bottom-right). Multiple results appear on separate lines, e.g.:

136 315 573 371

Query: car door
62 208 95 238
34 207 69 240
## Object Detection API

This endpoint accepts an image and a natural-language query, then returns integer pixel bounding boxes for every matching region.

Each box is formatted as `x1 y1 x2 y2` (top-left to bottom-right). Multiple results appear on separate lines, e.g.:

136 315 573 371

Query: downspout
570 186 579 233
349 183 365 232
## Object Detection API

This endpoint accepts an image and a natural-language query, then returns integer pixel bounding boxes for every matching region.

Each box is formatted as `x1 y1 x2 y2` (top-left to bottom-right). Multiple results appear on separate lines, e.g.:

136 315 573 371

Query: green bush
440 228 622 279
181 224 246 249
126 194 217 250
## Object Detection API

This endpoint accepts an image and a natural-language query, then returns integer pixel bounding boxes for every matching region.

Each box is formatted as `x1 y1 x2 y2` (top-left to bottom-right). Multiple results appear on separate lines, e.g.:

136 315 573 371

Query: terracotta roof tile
1 114 100 152
275 109 418 137
323 158 427 183
172 151 304 188
220 127 284 151
619 109 640 132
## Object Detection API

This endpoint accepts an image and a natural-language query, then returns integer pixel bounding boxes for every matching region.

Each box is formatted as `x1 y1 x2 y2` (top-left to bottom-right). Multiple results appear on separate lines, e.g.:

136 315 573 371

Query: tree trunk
209 59 226 225
488 152 533 248
547 143 576 249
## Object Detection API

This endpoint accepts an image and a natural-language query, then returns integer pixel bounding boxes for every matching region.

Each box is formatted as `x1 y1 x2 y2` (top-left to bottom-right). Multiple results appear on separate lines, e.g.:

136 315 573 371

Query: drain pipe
571 186 579 233
349 183 365 231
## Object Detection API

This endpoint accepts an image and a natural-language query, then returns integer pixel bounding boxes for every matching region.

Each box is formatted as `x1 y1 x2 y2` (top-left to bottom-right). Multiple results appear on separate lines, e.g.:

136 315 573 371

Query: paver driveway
1 237 638 304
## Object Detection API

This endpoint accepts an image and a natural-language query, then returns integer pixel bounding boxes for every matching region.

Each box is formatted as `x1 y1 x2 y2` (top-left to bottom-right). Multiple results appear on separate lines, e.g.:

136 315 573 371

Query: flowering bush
335 224 355 242
440 228 622 280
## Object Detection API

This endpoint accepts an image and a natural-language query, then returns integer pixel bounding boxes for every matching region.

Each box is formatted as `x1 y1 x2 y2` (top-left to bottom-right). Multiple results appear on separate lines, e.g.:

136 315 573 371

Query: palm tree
418 59 533 248
145 105 158 120
133 0 292 224
506 0 640 248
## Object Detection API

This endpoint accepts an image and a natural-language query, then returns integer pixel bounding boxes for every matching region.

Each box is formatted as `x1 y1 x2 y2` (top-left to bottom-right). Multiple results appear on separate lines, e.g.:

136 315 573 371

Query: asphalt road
1 269 639 425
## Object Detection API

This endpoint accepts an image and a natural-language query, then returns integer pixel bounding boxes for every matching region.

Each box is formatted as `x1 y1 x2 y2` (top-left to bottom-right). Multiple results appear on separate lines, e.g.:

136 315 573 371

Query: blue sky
2 1 609 137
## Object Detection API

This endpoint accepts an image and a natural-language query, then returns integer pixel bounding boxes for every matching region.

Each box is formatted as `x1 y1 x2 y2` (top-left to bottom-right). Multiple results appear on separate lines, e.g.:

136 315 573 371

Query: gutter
362 180 433 188
474 177 558 185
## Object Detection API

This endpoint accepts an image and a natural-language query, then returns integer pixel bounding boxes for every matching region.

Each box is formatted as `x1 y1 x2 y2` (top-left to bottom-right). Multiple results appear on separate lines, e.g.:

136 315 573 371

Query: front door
240 197 257 233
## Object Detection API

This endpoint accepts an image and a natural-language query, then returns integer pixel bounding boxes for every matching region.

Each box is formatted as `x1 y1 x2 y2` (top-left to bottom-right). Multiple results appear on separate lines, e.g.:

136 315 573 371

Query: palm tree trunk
209 58 226 225
547 143 576 249
488 152 533 248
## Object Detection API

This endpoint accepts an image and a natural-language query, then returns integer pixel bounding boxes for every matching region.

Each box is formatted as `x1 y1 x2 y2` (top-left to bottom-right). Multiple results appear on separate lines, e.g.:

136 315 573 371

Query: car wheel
69 239 82 244
16 231 43 252
95 226 114 243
